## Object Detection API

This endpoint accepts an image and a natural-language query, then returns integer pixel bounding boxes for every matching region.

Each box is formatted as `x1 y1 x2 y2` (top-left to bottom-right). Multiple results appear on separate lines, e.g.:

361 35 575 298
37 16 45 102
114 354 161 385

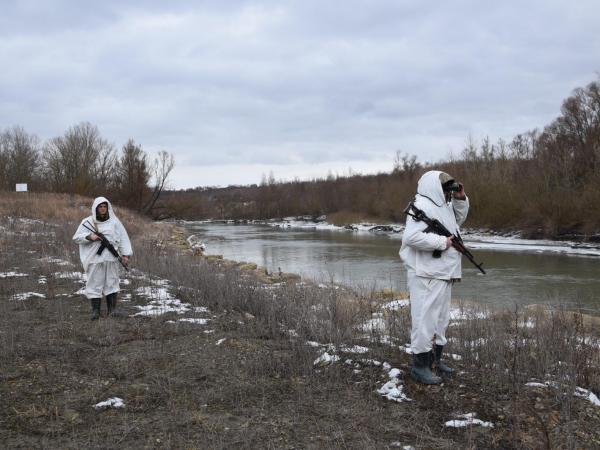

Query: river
182 222 600 313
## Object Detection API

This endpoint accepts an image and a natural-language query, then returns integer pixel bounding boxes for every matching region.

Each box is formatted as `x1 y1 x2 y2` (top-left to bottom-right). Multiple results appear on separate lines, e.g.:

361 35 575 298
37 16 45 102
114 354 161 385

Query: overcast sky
2 1 599 188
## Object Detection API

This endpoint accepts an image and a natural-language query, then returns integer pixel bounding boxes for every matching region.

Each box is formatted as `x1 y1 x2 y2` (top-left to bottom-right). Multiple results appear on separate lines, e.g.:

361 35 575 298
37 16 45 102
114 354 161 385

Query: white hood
91 196 114 223
416 170 450 207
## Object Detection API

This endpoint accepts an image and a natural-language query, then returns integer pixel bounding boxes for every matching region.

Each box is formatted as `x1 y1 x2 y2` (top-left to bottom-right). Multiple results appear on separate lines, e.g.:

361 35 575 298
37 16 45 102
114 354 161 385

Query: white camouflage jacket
72 197 133 272
399 171 469 280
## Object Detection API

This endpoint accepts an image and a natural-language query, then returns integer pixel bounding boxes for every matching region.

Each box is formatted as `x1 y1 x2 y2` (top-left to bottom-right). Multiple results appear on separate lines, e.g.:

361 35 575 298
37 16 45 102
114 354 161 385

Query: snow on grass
449 307 488 321
306 341 370 356
40 257 73 266
525 382 548 388
53 271 86 281
390 443 415 449
339 345 370 354
313 352 340 366
216 338 226 346
444 412 493 428
360 315 387 333
377 365 411 403
0 271 28 278
526 381 600 407
11 292 46 301
381 299 410 310
93 397 125 410
177 318 210 325
359 359 383 366
132 299 191 316
400 344 413 354
575 387 600 407
132 286 191 317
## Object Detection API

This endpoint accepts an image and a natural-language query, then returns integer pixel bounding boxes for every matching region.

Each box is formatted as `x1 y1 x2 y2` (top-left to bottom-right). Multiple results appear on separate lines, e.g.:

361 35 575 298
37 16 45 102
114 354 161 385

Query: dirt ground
2 217 600 449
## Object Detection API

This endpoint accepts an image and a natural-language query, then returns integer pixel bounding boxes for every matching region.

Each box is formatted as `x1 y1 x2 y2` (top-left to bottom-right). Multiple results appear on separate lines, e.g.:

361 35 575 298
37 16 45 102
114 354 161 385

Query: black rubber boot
90 298 101 321
410 352 442 385
434 344 455 376
106 293 117 316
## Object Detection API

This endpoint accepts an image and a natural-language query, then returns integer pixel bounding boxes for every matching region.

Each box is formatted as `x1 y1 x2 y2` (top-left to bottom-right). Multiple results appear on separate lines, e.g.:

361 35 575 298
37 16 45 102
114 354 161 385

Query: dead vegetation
1 193 600 449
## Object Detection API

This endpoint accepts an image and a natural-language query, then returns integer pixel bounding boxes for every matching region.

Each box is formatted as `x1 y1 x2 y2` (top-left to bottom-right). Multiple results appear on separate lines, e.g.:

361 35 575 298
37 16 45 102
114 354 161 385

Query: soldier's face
97 203 108 216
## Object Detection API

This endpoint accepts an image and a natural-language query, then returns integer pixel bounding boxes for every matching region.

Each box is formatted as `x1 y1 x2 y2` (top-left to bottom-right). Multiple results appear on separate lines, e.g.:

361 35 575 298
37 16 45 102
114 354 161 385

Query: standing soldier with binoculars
400 171 469 385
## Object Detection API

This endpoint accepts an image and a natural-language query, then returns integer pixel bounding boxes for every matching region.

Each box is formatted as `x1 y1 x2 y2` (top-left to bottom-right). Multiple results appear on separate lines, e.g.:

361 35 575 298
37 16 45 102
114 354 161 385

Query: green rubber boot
434 345 455 376
90 298 101 321
106 293 117 316
410 352 442 385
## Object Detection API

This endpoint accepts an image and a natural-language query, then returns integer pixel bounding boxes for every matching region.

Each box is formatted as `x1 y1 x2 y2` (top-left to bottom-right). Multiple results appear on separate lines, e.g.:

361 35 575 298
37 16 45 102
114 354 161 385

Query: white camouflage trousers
408 271 452 354
84 261 120 299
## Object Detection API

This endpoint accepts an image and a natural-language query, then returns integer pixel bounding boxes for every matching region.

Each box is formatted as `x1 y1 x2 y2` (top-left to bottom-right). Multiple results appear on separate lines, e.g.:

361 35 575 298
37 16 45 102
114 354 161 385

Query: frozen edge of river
174 218 600 257
265 220 600 258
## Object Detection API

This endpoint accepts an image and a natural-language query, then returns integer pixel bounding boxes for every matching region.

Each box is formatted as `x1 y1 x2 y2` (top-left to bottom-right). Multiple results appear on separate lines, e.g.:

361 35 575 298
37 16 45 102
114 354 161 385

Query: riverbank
2 193 600 449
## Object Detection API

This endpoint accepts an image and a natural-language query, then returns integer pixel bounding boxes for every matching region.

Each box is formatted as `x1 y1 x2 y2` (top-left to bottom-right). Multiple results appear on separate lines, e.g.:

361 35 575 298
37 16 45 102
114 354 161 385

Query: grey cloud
1 1 599 187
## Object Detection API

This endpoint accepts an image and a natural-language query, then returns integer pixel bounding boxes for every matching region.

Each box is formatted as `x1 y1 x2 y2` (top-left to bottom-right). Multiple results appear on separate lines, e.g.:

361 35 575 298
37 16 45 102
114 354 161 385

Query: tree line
166 77 600 239
0 122 174 217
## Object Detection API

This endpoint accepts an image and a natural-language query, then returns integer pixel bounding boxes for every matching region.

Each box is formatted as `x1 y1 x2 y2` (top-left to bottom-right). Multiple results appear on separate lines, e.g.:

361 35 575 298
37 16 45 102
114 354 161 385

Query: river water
182 222 600 313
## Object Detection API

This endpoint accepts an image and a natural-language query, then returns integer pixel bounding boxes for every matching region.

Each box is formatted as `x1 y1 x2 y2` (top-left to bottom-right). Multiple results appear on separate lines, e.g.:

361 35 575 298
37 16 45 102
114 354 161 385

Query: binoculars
442 179 462 192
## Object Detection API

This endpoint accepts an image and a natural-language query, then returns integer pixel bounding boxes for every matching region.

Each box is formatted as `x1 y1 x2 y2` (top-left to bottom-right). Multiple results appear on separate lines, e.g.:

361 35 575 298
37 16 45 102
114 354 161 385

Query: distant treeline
0 122 174 217
166 77 600 239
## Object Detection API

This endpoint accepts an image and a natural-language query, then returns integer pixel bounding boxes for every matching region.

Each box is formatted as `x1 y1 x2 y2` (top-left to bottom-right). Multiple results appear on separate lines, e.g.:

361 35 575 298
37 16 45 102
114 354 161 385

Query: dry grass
2 192 600 449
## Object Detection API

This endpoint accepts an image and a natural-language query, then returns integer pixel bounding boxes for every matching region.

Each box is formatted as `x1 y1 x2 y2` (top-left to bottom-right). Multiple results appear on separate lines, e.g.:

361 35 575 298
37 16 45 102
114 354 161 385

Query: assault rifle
403 201 486 274
81 220 129 271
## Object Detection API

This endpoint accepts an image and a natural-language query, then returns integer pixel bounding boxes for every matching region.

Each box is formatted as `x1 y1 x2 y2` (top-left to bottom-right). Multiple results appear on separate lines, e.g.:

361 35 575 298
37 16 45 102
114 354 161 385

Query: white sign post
15 183 28 192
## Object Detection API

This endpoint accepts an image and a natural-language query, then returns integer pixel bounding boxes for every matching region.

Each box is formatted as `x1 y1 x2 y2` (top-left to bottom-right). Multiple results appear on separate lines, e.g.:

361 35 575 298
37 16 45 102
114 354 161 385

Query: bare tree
42 122 115 195
115 139 151 210
393 150 420 176
142 150 175 216
0 126 41 190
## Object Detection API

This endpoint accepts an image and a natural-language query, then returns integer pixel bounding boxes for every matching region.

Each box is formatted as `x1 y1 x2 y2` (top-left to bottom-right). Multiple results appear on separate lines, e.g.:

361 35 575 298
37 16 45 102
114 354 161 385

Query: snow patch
377 365 411 403
381 299 410 310
53 271 86 281
177 318 210 325
40 257 72 266
0 271 28 278
575 387 600 407
132 286 191 316
360 316 387 333
526 381 600 406
444 413 493 428
93 397 125 410
12 292 46 301
313 352 340 366
449 307 488 321
339 345 370 354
